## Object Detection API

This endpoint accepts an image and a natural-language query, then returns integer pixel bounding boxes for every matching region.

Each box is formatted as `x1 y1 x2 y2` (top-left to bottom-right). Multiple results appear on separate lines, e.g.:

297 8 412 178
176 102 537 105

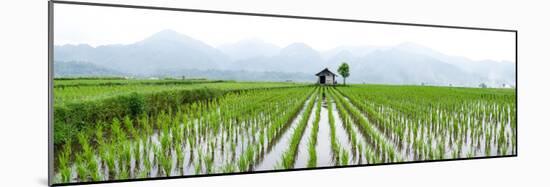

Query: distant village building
315 68 337 85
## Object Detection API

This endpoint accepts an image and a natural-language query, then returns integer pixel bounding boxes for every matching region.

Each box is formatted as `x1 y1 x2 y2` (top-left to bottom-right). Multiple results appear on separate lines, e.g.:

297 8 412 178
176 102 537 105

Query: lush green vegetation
54 79 301 105
53 79 305 146
53 79 516 183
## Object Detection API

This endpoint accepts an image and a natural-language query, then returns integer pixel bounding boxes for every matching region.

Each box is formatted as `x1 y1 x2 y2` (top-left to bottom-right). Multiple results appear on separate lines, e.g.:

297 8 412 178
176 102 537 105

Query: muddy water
293 98 318 168
254 96 313 171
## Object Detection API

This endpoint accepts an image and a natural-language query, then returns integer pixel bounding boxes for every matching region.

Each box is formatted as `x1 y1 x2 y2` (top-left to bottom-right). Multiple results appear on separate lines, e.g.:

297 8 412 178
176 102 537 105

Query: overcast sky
54 4 515 62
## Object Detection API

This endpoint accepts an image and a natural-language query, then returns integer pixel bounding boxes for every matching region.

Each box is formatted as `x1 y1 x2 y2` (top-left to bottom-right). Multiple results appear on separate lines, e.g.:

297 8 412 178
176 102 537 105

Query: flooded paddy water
54 85 516 183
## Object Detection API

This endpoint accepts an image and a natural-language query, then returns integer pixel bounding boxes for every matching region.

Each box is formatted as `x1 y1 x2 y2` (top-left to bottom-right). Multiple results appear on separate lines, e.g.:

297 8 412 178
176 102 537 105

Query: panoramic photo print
51 3 517 184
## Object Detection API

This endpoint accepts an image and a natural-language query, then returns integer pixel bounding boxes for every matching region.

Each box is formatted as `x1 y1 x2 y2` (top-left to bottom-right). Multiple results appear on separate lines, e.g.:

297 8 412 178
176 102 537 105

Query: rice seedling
88 156 101 181
142 146 152 176
123 116 138 139
133 141 141 169
57 141 72 183
121 143 132 172
95 125 104 146
307 94 322 167
102 146 116 178
111 118 125 143
237 144 255 171
340 148 349 166
116 163 130 180
175 144 184 167
221 163 236 173
137 169 149 179
160 153 173 176
75 154 89 181
77 133 92 158
194 159 202 175
160 130 172 155
153 142 172 176
204 154 214 174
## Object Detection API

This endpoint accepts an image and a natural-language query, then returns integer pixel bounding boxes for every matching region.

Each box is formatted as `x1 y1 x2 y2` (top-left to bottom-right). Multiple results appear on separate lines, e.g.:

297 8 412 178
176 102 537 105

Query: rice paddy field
52 78 516 183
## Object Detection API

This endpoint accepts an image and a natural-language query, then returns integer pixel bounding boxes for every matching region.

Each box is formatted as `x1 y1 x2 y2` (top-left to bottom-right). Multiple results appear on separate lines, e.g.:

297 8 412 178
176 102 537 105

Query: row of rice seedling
306 90 322 167
333 87 434 160
335 85 516 160
254 93 320 170
162 87 313 174
278 88 318 169
330 89 374 164
251 88 317 170
216 87 314 172
325 89 354 166
328 87 401 163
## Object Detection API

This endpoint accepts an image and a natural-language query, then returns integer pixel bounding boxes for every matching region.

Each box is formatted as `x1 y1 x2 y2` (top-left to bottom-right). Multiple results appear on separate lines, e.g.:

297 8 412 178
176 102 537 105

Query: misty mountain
321 45 380 60
224 42 323 74
54 61 122 77
353 49 482 85
56 29 227 75
393 43 515 85
54 29 515 87
218 39 280 61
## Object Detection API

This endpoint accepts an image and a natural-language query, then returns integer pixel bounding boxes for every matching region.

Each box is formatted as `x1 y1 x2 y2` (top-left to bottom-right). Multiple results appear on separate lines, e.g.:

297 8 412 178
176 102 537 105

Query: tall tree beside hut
338 62 350 85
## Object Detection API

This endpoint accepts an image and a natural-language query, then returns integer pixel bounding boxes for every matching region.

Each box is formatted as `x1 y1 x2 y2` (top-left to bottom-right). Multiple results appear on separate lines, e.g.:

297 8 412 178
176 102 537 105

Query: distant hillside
54 29 515 87
54 61 123 77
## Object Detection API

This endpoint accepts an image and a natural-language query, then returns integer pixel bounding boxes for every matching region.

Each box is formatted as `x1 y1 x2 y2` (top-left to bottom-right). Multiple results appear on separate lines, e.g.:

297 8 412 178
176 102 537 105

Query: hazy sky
54 4 515 62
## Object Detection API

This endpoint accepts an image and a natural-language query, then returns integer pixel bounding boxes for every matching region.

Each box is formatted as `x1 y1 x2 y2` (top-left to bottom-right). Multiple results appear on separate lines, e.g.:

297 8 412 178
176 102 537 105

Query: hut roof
315 68 337 76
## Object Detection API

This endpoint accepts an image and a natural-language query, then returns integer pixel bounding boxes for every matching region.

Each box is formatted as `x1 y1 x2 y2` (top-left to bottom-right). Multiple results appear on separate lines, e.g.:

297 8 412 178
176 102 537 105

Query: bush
123 92 145 117
53 121 76 145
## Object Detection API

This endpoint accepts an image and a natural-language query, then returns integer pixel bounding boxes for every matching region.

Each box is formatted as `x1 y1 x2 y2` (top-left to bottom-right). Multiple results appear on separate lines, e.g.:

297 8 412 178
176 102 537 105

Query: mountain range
54 29 515 87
